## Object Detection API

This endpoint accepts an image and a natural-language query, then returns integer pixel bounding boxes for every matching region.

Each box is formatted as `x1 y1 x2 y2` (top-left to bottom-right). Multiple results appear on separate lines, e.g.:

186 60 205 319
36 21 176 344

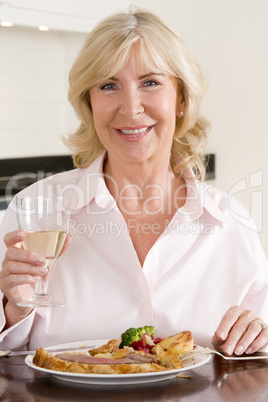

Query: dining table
0 352 268 401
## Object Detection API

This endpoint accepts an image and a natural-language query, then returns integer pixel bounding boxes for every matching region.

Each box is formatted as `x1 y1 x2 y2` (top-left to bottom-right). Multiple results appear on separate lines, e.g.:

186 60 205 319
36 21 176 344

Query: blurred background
0 0 267 255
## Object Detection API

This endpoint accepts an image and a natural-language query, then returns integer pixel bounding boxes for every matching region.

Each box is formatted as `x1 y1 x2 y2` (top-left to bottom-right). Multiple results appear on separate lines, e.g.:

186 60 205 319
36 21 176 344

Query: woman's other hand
212 306 268 355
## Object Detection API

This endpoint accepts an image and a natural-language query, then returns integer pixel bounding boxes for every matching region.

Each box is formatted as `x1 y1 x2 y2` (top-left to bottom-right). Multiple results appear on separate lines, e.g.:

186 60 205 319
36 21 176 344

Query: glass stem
34 260 53 296
35 278 49 296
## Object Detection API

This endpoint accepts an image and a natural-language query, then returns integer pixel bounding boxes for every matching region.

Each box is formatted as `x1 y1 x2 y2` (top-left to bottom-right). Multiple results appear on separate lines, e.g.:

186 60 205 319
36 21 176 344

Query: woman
0 9 267 354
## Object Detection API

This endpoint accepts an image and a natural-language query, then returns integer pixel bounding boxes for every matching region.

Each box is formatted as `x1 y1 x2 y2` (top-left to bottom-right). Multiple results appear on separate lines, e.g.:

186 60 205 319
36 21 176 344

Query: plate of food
25 326 210 385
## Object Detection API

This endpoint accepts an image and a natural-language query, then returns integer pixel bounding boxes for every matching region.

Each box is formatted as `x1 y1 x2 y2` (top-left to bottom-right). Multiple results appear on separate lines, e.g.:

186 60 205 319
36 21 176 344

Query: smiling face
89 45 185 168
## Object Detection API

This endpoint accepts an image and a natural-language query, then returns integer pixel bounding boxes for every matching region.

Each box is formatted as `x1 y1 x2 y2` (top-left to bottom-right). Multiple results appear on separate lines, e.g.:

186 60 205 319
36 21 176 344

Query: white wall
0 0 267 255
0 27 86 158
158 0 268 254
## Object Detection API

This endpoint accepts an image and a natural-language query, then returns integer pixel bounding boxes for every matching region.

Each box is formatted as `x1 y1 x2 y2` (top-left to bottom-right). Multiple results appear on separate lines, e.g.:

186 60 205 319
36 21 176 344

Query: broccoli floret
141 326 156 337
119 327 141 348
119 326 156 348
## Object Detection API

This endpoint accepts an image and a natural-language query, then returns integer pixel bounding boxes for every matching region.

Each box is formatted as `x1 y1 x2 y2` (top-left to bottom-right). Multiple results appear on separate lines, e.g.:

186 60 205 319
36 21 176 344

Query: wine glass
16 195 68 307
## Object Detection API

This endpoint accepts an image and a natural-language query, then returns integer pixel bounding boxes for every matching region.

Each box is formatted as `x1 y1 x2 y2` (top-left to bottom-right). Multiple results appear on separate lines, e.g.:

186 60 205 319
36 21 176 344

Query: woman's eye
143 80 159 87
100 83 116 91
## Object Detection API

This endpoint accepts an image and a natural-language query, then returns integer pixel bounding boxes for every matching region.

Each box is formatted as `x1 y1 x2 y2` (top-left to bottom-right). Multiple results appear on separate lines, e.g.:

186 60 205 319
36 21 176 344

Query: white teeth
120 127 148 134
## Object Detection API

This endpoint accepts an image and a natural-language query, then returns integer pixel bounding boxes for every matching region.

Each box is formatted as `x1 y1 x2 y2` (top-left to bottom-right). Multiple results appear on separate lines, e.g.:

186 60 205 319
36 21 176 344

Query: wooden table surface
0 354 268 401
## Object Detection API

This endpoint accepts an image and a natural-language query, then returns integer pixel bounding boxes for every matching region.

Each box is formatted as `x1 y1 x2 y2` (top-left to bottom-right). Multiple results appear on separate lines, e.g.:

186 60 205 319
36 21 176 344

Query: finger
211 332 224 349
3 270 42 290
232 320 266 355
1 272 38 310
3 258 48 278
220 310 256 355
4 246 47 267
0 267 40 305
244 324 268 354
0 261 47 298
215 306 245 342
1 250 48 297
4 230 25 248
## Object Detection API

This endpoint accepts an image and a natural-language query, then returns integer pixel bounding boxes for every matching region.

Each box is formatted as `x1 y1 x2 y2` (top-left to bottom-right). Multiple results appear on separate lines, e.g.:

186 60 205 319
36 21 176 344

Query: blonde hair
65 8 210 180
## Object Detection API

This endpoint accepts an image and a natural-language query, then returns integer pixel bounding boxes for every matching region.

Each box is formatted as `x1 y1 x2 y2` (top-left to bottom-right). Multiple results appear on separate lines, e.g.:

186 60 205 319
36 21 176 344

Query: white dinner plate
25 339 210 385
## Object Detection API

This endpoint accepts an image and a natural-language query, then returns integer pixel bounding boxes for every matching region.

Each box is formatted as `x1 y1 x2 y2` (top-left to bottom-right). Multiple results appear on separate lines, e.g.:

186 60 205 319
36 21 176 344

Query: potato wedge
156 331 194 355
151 344 183 369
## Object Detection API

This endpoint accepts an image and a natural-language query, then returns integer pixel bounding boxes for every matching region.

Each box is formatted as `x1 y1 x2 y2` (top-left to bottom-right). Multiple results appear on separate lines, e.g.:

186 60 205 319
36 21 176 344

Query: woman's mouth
116 126 153 141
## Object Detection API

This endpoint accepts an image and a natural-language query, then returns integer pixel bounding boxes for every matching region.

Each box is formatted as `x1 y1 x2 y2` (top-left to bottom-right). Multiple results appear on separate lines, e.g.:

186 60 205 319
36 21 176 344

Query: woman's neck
103 155 186 217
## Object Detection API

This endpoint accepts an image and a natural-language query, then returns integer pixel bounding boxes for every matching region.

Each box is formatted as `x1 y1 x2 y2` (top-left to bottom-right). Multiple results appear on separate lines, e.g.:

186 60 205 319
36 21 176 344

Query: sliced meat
55 352 157 365
127 353 157 363
55 353 136 365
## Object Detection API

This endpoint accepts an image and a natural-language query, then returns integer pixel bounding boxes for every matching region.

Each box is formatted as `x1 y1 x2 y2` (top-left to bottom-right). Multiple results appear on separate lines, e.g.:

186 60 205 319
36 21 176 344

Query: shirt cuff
0 297 36 350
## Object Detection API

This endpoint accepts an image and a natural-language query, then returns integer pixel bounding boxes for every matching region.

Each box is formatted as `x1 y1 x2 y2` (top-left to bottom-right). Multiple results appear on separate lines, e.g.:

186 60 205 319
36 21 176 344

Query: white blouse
0 153 267 350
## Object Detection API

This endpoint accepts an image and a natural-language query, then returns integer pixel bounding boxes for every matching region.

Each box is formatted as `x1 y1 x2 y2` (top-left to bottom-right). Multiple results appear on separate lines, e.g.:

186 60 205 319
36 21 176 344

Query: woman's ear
176 86 186 117
176 97 186 118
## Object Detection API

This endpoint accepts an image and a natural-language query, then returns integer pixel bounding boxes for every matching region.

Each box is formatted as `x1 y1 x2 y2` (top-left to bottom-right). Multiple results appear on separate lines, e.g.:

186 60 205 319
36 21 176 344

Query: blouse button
141 297 148 305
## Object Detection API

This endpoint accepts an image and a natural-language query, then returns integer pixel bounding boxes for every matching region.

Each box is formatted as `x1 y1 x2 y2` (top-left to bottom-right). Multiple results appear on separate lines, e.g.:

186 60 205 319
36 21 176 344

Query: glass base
16 295 65 308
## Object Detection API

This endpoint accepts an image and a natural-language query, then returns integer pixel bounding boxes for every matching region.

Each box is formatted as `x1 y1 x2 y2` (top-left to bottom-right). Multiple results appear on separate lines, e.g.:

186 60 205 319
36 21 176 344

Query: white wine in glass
16 196 68 307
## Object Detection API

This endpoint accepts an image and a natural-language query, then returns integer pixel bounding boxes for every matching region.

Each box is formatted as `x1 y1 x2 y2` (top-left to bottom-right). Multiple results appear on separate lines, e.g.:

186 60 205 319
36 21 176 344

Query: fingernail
18 231 24 239
235 345 244 355
218 331 226 340
38 266 48 274
246 347 253 354
225 346 233 355
37 256 46 265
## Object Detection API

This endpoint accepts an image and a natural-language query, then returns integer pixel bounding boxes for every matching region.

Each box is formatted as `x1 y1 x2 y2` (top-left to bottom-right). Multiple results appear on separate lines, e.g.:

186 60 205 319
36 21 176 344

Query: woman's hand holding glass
0 196 71 323
1 230 47 324
0 228 71 326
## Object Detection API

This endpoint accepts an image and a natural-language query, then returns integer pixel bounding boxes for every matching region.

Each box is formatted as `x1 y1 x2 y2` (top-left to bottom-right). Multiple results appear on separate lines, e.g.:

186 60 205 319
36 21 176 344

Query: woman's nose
119 90 144 118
